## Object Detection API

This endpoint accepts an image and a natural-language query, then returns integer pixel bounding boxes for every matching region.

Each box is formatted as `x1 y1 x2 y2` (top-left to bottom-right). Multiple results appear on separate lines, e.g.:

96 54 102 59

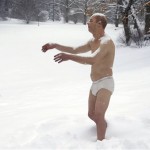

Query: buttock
91 76 114 96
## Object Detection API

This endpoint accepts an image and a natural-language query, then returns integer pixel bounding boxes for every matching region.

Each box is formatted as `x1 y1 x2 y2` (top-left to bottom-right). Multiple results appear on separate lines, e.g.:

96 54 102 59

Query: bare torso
89 34 115 81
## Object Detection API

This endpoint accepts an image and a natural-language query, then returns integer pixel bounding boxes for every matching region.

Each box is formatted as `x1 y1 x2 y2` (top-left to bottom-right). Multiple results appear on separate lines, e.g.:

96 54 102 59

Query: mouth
88 26 91 31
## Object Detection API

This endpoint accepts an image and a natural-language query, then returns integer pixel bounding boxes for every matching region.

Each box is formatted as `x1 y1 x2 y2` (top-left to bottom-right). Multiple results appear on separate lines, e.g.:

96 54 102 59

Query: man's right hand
42 43 56 52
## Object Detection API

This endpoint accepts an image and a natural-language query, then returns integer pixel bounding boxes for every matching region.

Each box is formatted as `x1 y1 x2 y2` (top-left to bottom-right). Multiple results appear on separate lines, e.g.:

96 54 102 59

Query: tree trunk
122 14 131 45
65 0 69 23
131 5 143 47
121 0 133 46
83 13 87 25
145 2 150 34
83 0 88 25
115 0 120 27
52 0 55 21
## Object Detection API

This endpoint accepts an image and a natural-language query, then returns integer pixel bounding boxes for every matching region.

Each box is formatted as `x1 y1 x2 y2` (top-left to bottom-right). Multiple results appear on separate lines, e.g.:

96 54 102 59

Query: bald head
91 13 107 29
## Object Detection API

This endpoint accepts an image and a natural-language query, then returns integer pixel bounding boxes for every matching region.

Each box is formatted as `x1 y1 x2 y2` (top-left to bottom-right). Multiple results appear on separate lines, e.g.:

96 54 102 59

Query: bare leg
95 89 111 141
88 90 96 123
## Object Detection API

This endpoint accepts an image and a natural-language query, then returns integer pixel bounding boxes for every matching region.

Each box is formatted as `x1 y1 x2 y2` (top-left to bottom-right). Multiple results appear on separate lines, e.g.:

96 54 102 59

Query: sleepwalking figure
42 13 115 142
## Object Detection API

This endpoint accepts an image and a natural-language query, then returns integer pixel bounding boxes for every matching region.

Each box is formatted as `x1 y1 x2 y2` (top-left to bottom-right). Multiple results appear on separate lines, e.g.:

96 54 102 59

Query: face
87 16 96 33
87 16 102 33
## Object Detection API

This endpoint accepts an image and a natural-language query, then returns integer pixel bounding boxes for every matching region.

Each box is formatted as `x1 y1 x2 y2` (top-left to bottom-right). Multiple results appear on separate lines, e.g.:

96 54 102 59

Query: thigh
88 90 96 114
95 89 112 116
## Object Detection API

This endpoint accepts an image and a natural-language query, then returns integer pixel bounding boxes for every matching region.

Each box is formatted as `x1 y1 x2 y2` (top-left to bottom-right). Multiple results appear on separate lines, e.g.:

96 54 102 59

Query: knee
88 112 95 120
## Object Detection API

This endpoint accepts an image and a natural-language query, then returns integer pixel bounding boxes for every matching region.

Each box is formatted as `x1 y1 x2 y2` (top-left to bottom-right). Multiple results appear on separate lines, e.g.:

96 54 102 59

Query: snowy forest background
0 0 150 46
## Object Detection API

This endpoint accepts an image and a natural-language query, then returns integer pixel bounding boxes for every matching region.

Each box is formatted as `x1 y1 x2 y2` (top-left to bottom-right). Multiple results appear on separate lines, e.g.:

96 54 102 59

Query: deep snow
0 19 150 150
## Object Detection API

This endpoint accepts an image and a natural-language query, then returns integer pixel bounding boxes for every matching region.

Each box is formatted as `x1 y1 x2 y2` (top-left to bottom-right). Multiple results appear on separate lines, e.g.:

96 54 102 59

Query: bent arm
68 45 107 65
54 42 109 65
54 53 95 65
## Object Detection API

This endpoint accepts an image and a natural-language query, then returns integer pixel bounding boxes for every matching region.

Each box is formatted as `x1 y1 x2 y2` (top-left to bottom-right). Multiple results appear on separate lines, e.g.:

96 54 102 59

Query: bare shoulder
101 34 114 45
100 35 115 50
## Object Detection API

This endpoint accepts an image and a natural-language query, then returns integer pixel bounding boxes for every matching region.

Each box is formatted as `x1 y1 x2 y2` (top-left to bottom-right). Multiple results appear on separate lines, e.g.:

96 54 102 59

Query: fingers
41 44 48 52
54 53 63 63
42 43 56 52
54 53 61 58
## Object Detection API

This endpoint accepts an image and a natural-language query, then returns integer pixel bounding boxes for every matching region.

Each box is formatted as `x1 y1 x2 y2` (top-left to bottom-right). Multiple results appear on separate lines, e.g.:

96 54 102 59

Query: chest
90 40 101 53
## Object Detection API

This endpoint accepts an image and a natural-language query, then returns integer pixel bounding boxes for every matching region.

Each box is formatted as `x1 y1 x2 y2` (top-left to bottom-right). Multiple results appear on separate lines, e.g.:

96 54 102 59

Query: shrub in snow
117 26 147 47
38 11 49 22
117 30 131 46
130 26 144 47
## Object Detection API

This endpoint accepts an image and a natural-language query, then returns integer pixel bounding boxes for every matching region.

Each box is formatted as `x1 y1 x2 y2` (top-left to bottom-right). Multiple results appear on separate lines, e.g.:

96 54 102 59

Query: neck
93 31 105 40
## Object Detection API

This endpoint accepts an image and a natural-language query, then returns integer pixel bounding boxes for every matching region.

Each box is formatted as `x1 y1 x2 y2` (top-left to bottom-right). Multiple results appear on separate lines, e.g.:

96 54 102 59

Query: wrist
48 43 57 49
54 43 58 49
68 54 74 60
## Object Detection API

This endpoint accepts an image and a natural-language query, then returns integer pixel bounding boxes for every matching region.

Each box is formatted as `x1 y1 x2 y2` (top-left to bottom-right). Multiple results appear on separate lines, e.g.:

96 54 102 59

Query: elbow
89 61 95 65
72 51 78 54
72 48 79 54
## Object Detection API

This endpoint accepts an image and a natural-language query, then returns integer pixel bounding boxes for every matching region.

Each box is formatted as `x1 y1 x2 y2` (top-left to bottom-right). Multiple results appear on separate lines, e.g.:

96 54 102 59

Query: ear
97 21 101 25
97 21 102 28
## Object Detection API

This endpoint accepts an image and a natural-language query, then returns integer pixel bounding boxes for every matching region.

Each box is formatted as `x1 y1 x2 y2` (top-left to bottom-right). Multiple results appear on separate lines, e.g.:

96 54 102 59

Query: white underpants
91 76 114 96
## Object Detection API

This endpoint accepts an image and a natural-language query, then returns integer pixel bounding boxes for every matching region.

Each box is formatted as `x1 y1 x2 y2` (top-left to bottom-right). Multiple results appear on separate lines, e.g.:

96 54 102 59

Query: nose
87 21 90 26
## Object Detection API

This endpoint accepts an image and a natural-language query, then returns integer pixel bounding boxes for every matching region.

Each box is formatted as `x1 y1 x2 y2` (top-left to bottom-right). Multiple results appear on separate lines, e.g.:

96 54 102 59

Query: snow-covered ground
0 19 150 150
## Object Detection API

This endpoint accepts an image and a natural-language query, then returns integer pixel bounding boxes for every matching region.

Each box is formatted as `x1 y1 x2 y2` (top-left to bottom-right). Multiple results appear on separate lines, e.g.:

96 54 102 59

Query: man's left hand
54 53 70 63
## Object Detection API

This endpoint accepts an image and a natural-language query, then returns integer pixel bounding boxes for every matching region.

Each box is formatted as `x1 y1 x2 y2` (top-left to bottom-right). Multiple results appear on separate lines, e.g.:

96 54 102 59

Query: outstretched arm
42 41 91 54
